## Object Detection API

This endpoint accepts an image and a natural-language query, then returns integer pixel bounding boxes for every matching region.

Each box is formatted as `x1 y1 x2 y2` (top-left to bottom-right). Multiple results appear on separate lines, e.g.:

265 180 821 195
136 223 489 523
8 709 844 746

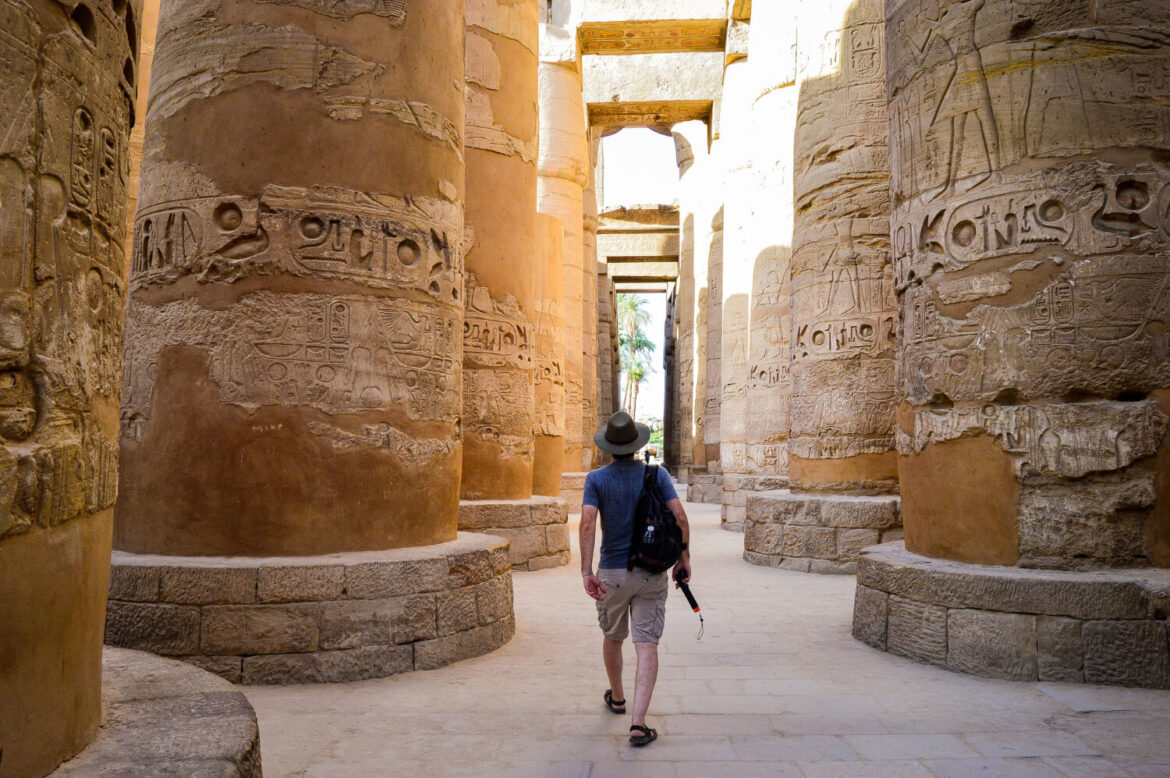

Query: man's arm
579 504 606 601
667 498 691 584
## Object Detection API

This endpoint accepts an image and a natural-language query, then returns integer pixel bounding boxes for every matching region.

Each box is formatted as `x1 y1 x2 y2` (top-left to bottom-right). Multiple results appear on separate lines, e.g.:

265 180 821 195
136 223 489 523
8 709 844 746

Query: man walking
580 411 691 747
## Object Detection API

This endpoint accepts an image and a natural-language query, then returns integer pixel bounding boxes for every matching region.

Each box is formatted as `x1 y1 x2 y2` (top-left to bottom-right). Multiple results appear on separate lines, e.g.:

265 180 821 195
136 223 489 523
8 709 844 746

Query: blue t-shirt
583 461 679 569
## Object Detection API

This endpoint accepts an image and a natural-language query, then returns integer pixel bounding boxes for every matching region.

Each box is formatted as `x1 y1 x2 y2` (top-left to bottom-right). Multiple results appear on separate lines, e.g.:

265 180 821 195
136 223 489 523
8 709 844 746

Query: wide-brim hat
594 411 651 456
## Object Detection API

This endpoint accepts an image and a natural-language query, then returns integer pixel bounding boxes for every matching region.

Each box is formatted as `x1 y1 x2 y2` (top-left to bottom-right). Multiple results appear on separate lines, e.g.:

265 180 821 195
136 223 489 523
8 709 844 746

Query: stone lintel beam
580 0 728 23
579 19 726 56
615 282 671 293
583 50 723 107
597 231 680 258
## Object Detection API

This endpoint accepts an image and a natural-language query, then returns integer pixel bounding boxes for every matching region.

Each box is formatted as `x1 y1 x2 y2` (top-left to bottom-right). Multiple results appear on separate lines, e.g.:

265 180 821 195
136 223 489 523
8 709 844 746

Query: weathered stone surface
749 493 901 531
837 529 882 563
346 558 449 599
200 604 320 656
852 584 889 650
946 609 1038 681
106 602 201 656
546 523 570 553
687 474 722 504
109 566 161 603
318 596 436 651
491 526 548 567
53 648 261 777
1037 616 1084 683
533 214 567 496
476 576 513 625
176 655 245 686
887 596 947 666
527 552 570 571
415 615 516 671
889 0 1170 570
539 53 587 470
257 564 345 604
448 549 494 588
160 566 257 605
0 0 141 772
858 544 1152 620
436 589 481 636
243 645 414 685
782 526 837 560
108 537 514 685
790 0 896 474
116 0 467 558
1083 621 1170 689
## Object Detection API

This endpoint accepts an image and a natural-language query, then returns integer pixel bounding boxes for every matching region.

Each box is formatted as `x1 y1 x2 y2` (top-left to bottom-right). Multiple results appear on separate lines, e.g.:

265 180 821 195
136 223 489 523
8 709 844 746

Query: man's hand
583 573 607 601
672 557 691 587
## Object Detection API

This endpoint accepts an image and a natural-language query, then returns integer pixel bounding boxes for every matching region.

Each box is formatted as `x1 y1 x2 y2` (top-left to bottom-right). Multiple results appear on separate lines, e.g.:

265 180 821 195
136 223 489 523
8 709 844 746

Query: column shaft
461 0 539 500
0 1 140 774
118 0 465 555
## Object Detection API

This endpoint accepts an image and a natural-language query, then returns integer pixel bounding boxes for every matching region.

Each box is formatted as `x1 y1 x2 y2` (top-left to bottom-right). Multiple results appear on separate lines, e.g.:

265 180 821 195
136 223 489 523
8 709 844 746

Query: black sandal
604 689 626 714
629 724 657 746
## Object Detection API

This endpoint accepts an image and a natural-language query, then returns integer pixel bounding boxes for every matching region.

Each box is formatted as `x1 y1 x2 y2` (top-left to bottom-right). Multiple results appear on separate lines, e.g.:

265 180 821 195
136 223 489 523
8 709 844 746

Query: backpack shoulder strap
643 463 657 488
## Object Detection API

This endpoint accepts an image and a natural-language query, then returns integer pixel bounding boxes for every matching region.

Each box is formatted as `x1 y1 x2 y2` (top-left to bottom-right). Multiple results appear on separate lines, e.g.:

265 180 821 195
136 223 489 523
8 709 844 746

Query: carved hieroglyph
0 1 140 774
532 213 566 495
718 58 757 476
582 173 599 470
703 200 724 468
537 51 588 472
118 0 466 556
462 0 538 500
672 120 705 469
790 0 896 487
889 0 1170 567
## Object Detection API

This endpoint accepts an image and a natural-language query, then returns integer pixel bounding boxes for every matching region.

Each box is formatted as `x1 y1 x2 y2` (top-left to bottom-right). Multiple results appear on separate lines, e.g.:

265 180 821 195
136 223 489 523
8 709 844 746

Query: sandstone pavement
243 495 1170 777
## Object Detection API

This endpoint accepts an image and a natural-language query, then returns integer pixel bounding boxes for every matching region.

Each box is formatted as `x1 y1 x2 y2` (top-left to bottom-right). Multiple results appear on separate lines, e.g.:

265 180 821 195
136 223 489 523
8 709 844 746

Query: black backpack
628 464 684 574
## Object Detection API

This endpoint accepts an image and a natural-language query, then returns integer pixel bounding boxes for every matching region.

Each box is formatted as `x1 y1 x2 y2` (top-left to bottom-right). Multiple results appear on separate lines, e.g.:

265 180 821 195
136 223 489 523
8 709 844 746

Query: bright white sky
600 128 679 209
601 129 678 423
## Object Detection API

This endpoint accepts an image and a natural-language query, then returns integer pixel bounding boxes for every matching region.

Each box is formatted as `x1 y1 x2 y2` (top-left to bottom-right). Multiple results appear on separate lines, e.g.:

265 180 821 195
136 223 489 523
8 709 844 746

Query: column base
853 542 1170 689
459 497 570 571
686 473 722 504
53 647 262 776
744 490 902 574
720 474 789 531
105 534 515 685
560 472 588 510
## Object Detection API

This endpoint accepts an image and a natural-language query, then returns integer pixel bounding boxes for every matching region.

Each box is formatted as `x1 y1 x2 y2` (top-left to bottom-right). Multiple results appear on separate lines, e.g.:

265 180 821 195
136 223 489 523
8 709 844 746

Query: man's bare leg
604 637 625 705
631 642 659 728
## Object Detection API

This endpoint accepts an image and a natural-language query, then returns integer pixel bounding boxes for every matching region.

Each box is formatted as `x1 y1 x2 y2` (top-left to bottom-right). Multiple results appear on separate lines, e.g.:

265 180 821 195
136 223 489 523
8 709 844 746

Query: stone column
745 0 901 573
109 0 515 684
124 0 157 264
533 213 566 496
678 121 723 505
581 169 599 470
703 197 725 482
672 121 702 479
0 1 140 774
537 27 589 504
719 53 790 530
855 0 1170 688
457 0 568 571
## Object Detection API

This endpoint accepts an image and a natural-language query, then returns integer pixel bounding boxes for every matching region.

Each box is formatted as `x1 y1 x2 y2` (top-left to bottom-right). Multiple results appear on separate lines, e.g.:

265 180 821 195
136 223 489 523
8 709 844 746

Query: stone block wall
720 474 788 530
458 497 570 571
687 473 722 504
854 543 1170 688
106 535 515 685
746 492 902 574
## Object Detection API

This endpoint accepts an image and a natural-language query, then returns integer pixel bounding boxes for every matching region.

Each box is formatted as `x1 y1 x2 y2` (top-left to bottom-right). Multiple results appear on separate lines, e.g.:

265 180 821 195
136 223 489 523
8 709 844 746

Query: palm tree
616 293 656 419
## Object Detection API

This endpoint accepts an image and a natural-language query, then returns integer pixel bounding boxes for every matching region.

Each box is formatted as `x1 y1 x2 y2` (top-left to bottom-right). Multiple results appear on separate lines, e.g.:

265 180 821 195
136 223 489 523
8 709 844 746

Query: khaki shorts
595 568 669 644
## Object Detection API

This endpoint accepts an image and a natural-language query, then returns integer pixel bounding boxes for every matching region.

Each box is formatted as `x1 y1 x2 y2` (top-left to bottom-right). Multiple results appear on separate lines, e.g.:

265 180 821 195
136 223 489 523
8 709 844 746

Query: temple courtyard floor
244 495 1170 777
